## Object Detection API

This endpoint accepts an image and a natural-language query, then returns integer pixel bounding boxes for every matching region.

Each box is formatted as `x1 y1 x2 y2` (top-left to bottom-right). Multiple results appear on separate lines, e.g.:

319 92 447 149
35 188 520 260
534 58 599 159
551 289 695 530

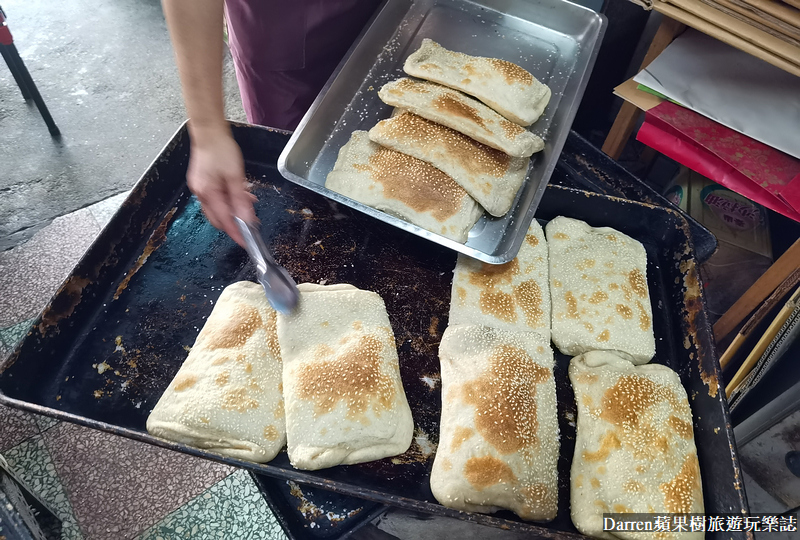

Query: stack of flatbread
326 39 551 243
431 221 560 521
147 281 414 470
433 215 705 530
540 217 704 536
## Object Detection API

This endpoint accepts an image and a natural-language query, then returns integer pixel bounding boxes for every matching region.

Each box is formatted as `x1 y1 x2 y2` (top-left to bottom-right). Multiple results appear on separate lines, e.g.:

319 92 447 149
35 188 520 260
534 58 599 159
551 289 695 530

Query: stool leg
0 43 32 100
5 43 60 136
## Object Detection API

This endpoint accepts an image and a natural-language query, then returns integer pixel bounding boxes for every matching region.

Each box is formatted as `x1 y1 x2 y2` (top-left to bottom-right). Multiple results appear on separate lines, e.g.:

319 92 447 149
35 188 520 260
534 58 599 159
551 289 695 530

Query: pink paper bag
637 102 800 222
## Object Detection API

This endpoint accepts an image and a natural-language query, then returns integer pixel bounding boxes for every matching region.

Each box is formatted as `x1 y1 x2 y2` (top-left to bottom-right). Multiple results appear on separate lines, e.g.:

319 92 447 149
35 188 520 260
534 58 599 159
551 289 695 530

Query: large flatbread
146 281 285 463
378 78 544 158
325 131 483 243
277 283 414 471
431 325 559 521
449 221 550 338
404 39 551 126
569 351 704 540
368 112 529 217
546 216 655 364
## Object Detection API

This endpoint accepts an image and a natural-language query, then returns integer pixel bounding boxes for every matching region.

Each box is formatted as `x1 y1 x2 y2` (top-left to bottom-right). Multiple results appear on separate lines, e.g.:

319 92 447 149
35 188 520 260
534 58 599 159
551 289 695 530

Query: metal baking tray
0 125 746 538
278 0 606 264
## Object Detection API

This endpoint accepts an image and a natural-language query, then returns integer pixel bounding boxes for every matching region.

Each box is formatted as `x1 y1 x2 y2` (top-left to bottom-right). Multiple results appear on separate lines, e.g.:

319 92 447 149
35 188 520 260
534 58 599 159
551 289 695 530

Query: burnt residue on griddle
553 347 578 524
688 288 718 397
92 297 212 410
565 147 654 206
289 481 325 520
114 206 178 300
287 480 366 525
419 373 440 391
37 276 92 337
675 236 719 398
287 481 373 534
251 472 382 538
390 427 438 465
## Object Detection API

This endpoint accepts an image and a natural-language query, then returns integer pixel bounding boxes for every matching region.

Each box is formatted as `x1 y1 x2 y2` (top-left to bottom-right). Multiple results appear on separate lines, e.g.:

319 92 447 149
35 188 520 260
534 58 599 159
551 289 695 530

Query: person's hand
186 126 257 247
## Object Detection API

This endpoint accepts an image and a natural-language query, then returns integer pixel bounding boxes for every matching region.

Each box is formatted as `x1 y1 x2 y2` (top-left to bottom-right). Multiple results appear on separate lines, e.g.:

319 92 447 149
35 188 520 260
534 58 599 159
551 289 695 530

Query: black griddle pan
0 124 744 539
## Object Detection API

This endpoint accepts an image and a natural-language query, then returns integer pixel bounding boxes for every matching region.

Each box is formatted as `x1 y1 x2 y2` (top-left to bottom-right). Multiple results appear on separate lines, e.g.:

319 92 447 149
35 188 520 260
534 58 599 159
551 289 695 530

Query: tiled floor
0 408 291 539
4 433 84 540
0 403 40 453
0 193 289 540
137 470 286 540
44 423 232 538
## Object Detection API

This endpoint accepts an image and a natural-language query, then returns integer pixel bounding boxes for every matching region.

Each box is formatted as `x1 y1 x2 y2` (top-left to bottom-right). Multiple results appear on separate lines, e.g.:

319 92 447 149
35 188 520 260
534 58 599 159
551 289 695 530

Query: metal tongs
234 217 299 314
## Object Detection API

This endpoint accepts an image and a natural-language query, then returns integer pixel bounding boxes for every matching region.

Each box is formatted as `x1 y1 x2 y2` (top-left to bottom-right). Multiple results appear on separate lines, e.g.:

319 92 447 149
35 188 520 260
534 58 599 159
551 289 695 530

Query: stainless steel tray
278 0 606 264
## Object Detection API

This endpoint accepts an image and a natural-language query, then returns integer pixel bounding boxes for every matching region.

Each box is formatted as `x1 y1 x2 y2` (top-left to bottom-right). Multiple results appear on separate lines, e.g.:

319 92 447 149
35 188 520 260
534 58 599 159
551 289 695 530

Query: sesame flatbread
325 130 483 243
146 281 285 463
404 39 551 126
449 220 549 339
378 78 544 158
431 325 559 521
546 216 655 364
368 112 530 217
277 283 414 471
569 351 704 540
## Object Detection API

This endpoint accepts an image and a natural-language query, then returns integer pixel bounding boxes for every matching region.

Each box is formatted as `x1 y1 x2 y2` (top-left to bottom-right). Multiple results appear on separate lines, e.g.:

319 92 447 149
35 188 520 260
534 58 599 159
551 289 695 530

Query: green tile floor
137 470 286 540
2 425 289 539
4 435 83 540
0 318 34 354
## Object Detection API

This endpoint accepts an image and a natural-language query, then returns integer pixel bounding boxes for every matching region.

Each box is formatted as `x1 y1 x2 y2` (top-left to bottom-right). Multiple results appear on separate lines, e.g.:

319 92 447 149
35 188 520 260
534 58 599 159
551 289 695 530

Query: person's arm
162 0 256 246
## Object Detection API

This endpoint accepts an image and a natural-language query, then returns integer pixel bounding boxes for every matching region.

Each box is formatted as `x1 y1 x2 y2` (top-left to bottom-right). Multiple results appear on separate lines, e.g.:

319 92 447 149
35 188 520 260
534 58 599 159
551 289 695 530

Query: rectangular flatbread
404 39 551 126
546 216 655 364
378 78 544 158
431 325 559 521
325 130 483 243
368 112 530 217
146 281 285 463
569 351 704 540
277 283 414 471
449 220 550 339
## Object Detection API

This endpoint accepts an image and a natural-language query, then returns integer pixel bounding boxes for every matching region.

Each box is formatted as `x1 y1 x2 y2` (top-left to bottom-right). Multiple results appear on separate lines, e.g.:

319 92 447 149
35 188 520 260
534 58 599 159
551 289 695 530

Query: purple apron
224 0 381 131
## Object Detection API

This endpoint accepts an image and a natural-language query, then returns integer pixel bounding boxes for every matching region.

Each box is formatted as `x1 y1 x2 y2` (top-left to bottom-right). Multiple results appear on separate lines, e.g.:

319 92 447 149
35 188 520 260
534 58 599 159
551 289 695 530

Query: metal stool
0 5 60 137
